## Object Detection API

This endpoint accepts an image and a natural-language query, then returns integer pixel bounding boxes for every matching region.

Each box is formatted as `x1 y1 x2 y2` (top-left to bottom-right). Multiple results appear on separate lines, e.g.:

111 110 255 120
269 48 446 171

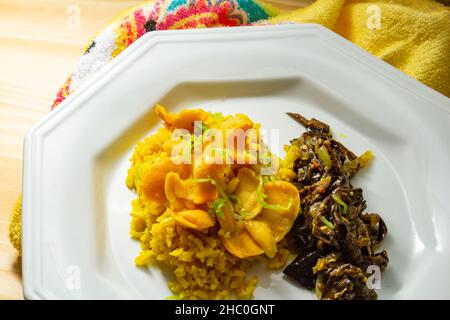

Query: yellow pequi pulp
126 105 300 299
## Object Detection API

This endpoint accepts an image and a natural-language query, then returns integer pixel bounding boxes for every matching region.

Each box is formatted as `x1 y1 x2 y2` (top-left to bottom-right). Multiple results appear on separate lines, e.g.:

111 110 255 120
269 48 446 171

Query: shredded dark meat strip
283 113 389 300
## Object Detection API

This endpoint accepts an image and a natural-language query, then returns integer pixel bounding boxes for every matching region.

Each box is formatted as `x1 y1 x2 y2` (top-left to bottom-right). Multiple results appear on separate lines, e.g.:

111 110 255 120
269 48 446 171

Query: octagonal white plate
23 24 450 300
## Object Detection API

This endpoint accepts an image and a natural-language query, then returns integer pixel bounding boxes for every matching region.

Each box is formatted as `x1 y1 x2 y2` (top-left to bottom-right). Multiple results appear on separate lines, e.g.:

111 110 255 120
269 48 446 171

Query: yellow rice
126 127 290 300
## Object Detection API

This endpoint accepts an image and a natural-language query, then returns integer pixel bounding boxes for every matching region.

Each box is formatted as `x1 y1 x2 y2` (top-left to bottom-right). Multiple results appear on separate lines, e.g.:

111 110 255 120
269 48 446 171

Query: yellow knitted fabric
9 195 22 255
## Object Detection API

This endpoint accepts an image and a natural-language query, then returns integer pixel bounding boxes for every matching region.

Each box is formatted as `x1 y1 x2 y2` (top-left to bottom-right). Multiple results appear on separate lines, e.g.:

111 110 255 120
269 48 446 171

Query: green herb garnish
320 216 335 230
228 194 251 219
331 194 348 214
317 145 332 171
189 177 211 183
256 177 292 212
211 112 224 120
209 198 225 220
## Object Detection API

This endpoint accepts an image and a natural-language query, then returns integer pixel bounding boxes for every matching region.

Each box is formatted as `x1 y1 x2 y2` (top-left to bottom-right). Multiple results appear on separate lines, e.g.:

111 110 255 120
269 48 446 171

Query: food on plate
126 106 388 300
280 113 389 300
126 105 300 299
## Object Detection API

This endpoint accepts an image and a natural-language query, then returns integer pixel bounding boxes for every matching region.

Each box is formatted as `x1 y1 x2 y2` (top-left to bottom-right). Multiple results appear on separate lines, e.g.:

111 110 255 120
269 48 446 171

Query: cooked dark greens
283 113 388 300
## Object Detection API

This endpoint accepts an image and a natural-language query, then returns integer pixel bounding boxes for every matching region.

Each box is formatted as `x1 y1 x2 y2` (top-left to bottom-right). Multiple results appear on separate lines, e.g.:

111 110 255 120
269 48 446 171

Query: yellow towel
9 0 450 254
269 0 450 97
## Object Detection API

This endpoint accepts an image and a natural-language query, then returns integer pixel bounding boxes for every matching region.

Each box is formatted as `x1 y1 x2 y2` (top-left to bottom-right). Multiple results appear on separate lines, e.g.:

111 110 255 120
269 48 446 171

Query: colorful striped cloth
52 0 279 108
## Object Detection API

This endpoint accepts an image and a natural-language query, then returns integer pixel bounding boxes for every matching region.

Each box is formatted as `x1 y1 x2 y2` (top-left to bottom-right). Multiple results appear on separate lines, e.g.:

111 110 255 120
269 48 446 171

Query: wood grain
0 0 312 299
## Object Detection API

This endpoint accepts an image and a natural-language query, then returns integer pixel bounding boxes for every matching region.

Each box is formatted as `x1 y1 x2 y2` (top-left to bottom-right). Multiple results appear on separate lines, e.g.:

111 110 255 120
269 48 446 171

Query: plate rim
22 23 450 300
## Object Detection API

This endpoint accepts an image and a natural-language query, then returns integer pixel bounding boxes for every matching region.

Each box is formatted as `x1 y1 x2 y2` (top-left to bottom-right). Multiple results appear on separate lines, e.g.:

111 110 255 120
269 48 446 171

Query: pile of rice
126 127 290 299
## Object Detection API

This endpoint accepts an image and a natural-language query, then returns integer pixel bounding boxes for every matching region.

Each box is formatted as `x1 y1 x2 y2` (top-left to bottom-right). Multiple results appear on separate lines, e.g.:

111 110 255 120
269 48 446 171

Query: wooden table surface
0 0 312 300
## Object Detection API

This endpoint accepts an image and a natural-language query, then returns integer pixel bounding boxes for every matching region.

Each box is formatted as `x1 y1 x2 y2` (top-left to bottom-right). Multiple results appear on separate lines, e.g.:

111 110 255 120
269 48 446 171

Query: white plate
22 24 450 300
